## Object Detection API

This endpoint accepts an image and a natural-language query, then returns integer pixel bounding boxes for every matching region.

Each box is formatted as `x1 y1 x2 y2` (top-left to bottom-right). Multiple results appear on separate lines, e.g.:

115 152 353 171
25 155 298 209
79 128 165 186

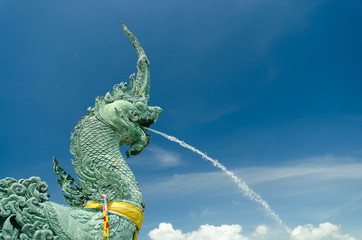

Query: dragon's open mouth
128 106 162 136
125 117 154 157
137 118 155 128
129 117 155 138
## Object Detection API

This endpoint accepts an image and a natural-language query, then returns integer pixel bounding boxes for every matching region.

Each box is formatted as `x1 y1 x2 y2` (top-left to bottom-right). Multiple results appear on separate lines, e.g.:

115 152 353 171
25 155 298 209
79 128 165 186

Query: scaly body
0 23 161 240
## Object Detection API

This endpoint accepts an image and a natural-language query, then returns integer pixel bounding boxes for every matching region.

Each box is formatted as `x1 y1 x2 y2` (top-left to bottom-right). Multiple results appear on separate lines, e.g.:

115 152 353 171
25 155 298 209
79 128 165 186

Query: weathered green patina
0 23 162 240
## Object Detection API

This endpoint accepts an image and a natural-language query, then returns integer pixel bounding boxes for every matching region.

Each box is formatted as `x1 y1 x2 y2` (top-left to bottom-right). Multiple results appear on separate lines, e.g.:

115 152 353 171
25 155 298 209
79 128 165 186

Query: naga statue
0 23 162 240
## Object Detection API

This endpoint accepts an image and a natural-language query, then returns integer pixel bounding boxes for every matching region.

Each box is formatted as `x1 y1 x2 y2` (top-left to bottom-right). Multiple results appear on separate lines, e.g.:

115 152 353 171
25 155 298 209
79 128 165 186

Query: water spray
146 127 290 231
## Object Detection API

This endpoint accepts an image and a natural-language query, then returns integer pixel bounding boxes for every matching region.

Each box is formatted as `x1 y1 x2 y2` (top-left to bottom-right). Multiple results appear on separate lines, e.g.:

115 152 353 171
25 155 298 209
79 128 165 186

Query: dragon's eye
135 102 146 111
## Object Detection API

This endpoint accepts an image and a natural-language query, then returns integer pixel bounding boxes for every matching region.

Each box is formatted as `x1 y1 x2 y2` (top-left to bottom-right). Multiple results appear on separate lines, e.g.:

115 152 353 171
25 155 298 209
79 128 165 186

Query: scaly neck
70 111 143 208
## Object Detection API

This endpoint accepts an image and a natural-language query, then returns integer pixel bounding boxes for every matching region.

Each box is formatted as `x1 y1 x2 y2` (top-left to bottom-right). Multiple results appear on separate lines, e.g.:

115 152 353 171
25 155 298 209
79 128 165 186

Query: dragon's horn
121 23 150 99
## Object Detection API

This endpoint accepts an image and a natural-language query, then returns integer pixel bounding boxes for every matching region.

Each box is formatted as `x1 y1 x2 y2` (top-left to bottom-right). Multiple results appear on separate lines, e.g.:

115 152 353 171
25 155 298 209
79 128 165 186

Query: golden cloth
84 201 144 240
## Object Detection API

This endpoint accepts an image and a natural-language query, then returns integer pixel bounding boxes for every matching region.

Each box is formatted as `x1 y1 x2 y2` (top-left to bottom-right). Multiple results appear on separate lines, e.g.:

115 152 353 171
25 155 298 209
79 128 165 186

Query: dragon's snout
132 106 162 128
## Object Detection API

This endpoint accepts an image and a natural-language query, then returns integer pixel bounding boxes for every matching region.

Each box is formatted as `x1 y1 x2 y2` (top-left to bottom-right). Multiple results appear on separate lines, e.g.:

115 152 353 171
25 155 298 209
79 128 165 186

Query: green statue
0 23 162 240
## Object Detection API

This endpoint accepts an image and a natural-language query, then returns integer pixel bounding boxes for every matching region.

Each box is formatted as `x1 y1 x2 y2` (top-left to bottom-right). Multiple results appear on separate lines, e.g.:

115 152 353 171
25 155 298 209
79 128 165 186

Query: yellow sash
84 201 144 240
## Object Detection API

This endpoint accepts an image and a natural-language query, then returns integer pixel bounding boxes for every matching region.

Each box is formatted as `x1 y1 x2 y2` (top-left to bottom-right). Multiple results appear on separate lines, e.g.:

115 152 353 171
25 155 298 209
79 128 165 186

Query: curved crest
94 23 151 112
121 22 150 98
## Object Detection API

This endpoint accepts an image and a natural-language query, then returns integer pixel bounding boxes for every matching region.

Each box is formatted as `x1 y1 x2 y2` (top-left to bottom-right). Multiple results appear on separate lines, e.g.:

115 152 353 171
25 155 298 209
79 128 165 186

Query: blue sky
1 0 362 239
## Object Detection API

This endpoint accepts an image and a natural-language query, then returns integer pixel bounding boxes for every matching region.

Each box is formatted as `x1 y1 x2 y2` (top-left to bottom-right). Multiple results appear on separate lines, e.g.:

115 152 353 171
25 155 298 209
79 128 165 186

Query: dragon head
94 23 162 157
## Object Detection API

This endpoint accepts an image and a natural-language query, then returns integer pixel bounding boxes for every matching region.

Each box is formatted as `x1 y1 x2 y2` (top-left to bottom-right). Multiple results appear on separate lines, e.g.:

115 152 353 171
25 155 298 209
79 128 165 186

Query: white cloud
142 171 229 198
148 223 250 240
252 225 269 239
290 222 356 240
142 158 362 237
147 146 182 167
148 222 357 240
129 145 182 168
148 223 184 240
143 160 362 198
201 208 219 217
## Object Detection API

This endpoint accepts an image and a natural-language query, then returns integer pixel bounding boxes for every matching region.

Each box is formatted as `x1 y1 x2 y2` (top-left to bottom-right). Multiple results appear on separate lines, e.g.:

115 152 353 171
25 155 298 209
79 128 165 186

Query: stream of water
146 127 288 229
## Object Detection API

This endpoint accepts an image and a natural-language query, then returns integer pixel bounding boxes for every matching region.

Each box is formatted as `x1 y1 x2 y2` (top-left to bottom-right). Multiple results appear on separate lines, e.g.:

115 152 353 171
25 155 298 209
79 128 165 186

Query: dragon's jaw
133 106 162 127
101 100 161 157
126 106 162 157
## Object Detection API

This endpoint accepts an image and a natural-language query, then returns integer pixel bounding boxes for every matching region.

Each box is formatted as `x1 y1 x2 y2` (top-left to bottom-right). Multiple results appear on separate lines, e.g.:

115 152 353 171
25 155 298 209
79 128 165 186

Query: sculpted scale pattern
0 23 162 240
